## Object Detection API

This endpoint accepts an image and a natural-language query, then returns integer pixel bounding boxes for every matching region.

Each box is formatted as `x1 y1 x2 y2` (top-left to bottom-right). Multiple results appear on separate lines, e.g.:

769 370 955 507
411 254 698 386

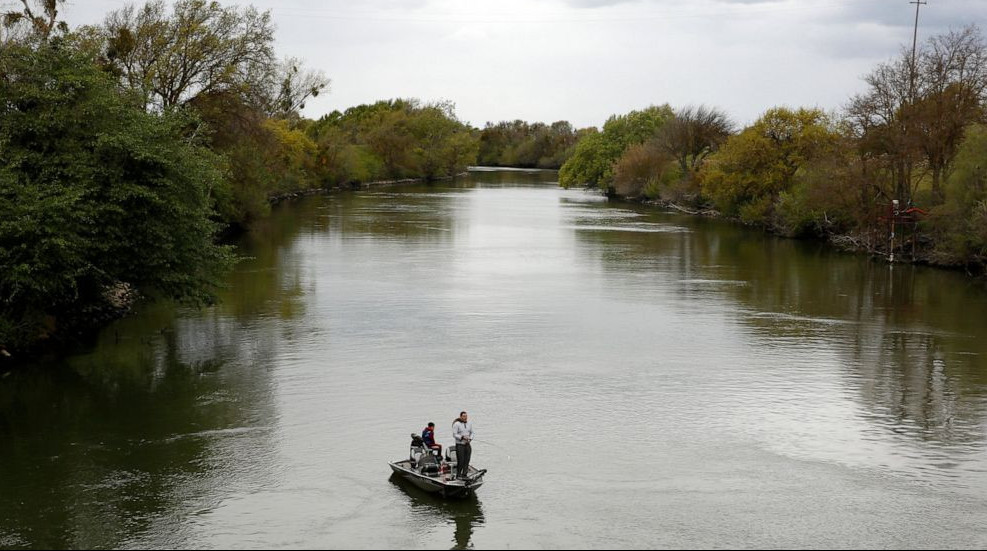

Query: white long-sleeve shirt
452 420 474 444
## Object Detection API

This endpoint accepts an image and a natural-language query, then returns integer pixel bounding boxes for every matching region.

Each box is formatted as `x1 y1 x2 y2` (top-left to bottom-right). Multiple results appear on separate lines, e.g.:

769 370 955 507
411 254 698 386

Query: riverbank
267 178 431 206
0 285 138 372
636 195 985 277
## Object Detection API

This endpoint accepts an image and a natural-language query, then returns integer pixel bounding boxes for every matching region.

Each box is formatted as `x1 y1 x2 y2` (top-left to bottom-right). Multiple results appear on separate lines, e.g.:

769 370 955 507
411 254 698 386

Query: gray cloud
559 0 983 32
561 0 783 6
822 0 986 31
55 0 987 128
561 0 642 7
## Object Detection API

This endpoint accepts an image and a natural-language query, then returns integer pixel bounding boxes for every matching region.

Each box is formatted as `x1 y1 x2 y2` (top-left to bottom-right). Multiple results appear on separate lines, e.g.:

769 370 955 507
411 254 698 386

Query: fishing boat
388 434 487 498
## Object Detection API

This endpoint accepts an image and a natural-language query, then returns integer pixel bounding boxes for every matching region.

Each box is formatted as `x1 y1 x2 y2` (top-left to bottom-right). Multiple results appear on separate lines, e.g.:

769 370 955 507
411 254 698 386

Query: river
2 168 987 549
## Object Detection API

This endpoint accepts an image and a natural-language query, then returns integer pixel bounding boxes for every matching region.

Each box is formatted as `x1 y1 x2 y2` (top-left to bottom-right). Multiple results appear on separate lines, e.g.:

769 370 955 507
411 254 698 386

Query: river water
2 168 987 549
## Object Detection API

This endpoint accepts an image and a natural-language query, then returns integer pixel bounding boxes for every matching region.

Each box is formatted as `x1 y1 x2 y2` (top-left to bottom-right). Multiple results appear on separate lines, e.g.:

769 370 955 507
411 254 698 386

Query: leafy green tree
558 129 610 189
771 133 865 237
602 105 675 145
930 124 987 264
477 120 579 169
305 99 477 185
0 41 234 352
700 107 841 225
559 104 674 193
83 0 329 229
408 102 476 179
189 88 320 225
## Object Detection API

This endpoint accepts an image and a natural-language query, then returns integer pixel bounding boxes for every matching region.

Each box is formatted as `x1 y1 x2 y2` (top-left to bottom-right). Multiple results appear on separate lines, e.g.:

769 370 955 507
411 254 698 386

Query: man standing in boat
453 411 474 479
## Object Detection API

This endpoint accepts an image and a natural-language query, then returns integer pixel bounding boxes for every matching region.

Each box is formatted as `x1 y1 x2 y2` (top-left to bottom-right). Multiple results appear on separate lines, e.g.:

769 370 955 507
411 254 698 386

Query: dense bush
700 107 841 226
559 105 675 193
478 120 581 169
612 142 677 199
0 41 234 352
929 125 987 264
306 100 478 186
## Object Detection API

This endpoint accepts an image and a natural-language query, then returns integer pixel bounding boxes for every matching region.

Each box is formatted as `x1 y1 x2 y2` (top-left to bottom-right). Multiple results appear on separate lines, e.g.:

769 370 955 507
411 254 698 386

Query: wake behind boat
389 434 487 498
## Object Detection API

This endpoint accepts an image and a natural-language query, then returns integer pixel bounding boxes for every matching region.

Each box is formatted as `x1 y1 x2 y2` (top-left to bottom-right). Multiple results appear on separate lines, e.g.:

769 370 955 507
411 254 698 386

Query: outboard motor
418 452 440 476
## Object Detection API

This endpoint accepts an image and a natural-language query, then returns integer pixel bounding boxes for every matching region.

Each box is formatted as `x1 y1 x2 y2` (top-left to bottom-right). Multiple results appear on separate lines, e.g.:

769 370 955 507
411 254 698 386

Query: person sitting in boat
422 422 442 461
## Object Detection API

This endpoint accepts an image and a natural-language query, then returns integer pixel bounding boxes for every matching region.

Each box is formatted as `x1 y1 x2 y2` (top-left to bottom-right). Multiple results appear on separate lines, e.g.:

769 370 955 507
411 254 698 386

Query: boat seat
409 433 428 465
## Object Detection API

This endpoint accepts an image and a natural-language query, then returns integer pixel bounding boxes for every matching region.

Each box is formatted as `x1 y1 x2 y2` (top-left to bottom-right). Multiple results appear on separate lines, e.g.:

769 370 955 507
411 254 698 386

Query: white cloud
58 0 987 128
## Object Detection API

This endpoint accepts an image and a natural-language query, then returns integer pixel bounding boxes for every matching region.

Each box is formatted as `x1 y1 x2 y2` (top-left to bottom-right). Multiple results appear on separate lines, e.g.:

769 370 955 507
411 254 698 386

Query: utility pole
909 0 927 100
894 0 928 222
890 199 900 263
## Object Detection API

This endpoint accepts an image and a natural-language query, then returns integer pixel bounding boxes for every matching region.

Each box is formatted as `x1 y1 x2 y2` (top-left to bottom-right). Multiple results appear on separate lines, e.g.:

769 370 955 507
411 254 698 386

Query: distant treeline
307 99 477 189
477 120 589 169
559 25 987 272
219 98 478 224
0 0 476 356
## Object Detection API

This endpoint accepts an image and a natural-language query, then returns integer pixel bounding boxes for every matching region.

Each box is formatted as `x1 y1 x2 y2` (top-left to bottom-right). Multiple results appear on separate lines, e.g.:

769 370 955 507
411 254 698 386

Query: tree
700 107 841 225
559 104 674 193
848 25 987 205
772 132 869 237
0 41 234 351
408 102 467 180
930 124 987 264
364 104 417 178
558 129 609 189
303 98 477 186
263 57 330 119
847 49 919 204
477 120 579 169
913 26 987 202
1 0 67 42
612 141 676 199
659 105 734 178
91 0 332 225
100 0 276 110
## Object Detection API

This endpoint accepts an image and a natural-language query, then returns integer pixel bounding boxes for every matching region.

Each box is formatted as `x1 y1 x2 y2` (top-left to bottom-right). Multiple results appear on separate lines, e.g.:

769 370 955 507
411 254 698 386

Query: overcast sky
59 0 985 128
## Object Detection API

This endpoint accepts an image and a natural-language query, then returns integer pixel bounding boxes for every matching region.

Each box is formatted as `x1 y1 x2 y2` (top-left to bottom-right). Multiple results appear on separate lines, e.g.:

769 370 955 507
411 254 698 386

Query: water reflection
0 324 279 549
321 190 462 243
567 197 987 481
0 196 314 548
388 474 485 550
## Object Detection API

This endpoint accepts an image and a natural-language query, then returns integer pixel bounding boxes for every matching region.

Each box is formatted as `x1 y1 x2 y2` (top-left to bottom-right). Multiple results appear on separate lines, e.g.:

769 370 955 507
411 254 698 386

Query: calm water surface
2 169 987 549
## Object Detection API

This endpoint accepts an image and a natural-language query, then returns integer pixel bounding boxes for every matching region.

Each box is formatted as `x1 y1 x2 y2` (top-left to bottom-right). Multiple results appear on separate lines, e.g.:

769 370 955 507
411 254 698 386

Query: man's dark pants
455 442 472 478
